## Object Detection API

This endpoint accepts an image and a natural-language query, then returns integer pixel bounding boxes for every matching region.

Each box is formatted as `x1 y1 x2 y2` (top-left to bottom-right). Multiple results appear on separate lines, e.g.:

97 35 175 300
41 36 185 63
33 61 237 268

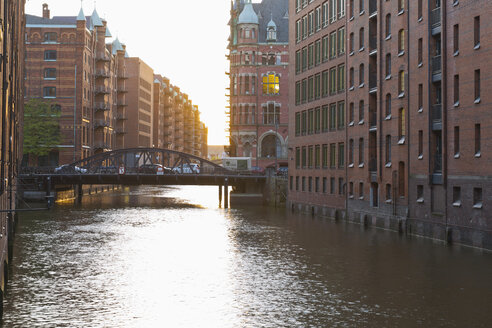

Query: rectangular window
323 177 327 193
322 144 328 168
454 75 459 105
302 177 306 192
308 43 314 68
417 185 423 202
337 101 345 129
296 148 301 168
295 51 301 74
308 146 314 168
315 177 320 193
418 38 423 65
44 50 57 61
308 76 314 101
359 138 364 165
321 70 329 97
315 40 321 66
315 107 321 132
474 16 480 48
453 24 459 54
338 178 344 195
296 176 299 191
453 187 461 206
329 104 337 131
418 130 423 158
330 143 336 168
338 27 345 55
43 87 56 98
314 74 321 99
338 143 345 168
454 126 460 157
418 0 422 19
330 0 337 22
322 36 329 62
473 188 483 208
330 32 337 58
302 147 307 168
418 84 423 110
329 67 337 95
359 182 364 198
322 106 328 132
295 113 301 136
474 69 480 102
337 64 345 91
44 68 56 79
475 124 481 156
330 177 335 194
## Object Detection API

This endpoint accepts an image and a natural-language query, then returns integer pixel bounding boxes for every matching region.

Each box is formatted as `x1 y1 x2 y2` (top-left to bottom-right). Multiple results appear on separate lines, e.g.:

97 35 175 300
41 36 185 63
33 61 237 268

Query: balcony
94 142 111 150
369 111 377 130
94 118 110 128
96 53 111 62
432 104 442 130
430 7 441 28
94 69 110 78
431 55 441 77
369 35 377 55
369 0 377 17
94 102 110 111
94 86 111 94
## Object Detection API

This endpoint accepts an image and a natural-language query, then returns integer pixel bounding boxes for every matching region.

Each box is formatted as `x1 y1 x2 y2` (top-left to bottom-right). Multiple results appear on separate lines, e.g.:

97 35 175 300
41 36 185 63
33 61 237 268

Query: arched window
359 63 365 86
262 73 280 94
243 142 252 157
261 135 281 158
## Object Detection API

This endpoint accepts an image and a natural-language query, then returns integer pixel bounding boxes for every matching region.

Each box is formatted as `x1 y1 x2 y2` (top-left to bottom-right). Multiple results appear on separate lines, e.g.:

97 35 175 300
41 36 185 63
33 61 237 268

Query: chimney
42 3 50 19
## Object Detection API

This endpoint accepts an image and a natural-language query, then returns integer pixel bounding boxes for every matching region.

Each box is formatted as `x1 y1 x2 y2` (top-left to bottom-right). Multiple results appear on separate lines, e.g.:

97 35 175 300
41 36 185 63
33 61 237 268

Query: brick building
125 57 154 148
0 0 25 315
153 75 208 157
24 5 128 164
289 0 491 249
228 0 289 170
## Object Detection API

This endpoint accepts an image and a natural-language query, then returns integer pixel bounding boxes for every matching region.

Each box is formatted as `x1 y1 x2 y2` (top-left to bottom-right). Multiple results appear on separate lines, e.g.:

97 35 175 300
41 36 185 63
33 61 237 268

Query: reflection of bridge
19 148 267 208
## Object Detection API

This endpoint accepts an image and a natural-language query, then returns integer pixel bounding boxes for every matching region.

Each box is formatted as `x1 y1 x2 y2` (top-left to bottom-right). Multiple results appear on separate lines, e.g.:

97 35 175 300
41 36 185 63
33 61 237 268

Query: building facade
228 0 289 170
289 0 491 249
0 0 25 315
24 5 128 164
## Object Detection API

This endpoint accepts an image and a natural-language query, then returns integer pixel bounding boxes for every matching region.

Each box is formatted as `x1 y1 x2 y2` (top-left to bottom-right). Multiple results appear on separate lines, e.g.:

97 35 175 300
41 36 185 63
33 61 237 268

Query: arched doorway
261 135 281 158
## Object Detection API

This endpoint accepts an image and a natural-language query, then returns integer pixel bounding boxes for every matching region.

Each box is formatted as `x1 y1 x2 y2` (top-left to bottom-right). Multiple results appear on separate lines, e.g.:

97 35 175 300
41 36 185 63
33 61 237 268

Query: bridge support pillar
224 179 229 209
219 184 223 208
76 184 83 204
46 177 53 209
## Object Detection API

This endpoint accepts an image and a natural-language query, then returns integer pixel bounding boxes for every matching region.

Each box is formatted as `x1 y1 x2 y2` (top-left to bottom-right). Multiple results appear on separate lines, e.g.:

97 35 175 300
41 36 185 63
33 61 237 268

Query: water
3 186 492 327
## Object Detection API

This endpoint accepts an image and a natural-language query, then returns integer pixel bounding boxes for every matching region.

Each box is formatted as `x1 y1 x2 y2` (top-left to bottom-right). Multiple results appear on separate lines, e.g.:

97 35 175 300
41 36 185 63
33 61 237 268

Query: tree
23 99 61 165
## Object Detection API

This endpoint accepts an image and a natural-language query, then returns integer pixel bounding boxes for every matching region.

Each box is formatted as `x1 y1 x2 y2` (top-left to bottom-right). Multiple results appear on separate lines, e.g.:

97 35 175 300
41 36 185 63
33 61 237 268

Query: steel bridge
19 148 267 207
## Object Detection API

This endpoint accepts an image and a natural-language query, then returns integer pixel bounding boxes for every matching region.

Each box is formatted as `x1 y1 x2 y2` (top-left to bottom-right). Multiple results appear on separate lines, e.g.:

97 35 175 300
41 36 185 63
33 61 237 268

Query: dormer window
267 27 277 41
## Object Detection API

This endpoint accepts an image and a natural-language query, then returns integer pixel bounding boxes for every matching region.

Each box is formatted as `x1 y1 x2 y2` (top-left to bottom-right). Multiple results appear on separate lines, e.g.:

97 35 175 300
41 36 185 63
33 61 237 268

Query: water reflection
3 186 492 327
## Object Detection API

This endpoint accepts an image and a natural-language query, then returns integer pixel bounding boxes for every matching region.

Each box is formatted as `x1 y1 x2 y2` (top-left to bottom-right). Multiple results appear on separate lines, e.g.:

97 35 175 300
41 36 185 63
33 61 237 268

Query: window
302 177 306 192
454 126 460 158
475 124 481 157
330 0 337 22
339 178 344 195
398 70 405 96
44 68 56 79
454 75 459 105
322 1 329 26
315 177 320 192
337 101 345 129
322 144 328 168
263 103 280 125
44 50 57 61
359 27 364 50
330 143 336 168
308 146 314 168
385 135 392 164
359 0 364 14
322 35 329 61
418 130 423 158
453 24 459 54
315 40 321 66
329 104 337 131
417 185 424 202
262 74 280 95
314 74 321 99
359 182 364 199
315 145 321 168
418 38 423 65
418 0 422 19
329 67 337 94
302 147 307 168
399 108 405 141
349 32 354 53
453 187 461 206
385 14 391 38
44 32 57 42
474 16 480 48
322 105 329 132
473 188 483 209
359 100 364 123
323 177 327 193
398 29 405 53
330 177 336 194
296 20 301 42
308 11 314 35
359 63 365 86
349 182 354 197
349 0 354 18
308 43 314 68
349 139 354 165
474 69 480 102
385 93 391 117
330 31 337 58
385 54 391 78
43 87 56 98
349 67 354 88
315 6 321 31
338 143 345 168
338 27 345 55
339 0 346 18
398 0 405 13
295 51 301 74
349 102 354 124
418 84 423 110
296 148 300 168
359 138 364 165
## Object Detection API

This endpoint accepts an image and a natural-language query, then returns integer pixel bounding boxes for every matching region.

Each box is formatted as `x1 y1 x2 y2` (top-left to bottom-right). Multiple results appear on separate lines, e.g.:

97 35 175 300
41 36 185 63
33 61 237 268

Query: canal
3 186 492 327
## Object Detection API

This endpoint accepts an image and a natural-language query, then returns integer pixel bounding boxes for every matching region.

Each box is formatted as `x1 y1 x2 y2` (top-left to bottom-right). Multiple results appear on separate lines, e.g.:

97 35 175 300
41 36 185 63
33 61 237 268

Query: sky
25 0 232 145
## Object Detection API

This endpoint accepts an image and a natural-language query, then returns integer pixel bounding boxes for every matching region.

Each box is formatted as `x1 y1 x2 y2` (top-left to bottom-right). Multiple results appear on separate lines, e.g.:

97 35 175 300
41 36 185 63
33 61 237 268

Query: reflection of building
228 0 289 169
24 4 128 164
288 0 492 249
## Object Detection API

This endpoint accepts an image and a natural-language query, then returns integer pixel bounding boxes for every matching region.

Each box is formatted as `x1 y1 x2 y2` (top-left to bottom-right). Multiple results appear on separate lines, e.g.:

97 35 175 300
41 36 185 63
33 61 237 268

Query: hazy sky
25 0 232 145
